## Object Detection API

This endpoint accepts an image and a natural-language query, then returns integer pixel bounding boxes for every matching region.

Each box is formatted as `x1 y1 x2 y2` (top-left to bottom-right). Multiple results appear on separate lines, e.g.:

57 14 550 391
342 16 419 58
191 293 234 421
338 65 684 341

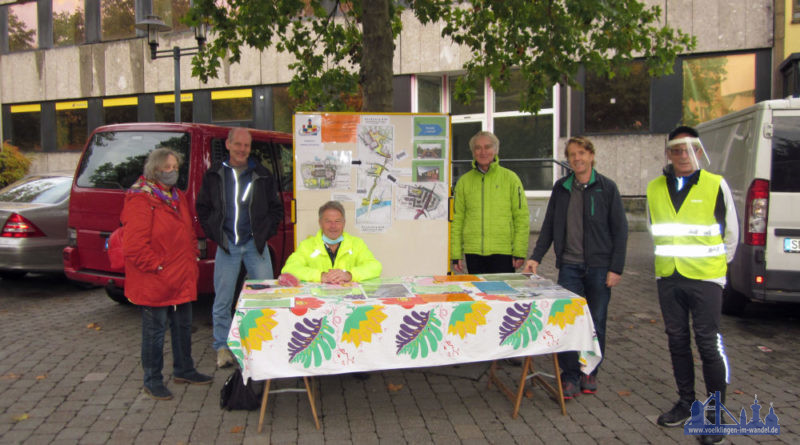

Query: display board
293 112 451 276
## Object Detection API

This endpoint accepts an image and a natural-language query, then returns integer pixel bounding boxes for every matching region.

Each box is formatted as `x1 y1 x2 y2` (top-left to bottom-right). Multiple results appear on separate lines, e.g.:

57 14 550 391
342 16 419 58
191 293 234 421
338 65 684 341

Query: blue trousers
141 303 194 390
212 238 273 350
556 263 611 383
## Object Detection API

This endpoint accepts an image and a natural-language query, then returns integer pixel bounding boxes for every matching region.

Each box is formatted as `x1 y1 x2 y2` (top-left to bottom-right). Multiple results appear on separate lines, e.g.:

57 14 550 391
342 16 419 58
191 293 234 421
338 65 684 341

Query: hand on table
278 273 300 287
321 269 353 284
522 259 539 274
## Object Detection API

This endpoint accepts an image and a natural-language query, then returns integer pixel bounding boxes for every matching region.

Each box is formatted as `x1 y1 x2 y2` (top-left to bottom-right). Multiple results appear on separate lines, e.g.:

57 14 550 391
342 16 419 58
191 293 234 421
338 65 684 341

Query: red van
63 122 294 303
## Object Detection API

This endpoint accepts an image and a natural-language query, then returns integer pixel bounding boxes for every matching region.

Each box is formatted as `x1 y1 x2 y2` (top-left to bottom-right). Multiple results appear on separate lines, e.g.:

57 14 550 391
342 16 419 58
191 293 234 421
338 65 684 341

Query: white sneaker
216 348 234 368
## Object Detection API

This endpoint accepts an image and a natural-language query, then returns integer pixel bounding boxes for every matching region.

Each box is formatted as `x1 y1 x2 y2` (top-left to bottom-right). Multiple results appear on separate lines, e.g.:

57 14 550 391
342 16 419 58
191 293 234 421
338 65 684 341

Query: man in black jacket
524 136 628 399
196 127 283 368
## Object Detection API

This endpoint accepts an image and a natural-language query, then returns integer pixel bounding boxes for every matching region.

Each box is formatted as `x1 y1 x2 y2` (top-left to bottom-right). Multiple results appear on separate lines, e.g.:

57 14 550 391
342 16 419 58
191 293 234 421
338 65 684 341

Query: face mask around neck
322 234 344 245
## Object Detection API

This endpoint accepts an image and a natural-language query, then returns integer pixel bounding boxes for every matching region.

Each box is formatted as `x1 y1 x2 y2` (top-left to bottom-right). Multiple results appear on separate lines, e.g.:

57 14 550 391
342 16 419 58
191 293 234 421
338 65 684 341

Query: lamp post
135 15 208 123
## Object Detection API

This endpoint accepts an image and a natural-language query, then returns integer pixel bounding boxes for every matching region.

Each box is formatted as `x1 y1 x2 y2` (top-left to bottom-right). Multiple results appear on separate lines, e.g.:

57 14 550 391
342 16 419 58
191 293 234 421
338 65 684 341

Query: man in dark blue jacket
524 136 628 399
196 127 283 368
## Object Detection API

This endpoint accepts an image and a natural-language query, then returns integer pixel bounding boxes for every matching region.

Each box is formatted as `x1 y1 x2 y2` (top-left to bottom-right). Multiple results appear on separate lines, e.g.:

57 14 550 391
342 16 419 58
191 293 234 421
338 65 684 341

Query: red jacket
121 184 199 307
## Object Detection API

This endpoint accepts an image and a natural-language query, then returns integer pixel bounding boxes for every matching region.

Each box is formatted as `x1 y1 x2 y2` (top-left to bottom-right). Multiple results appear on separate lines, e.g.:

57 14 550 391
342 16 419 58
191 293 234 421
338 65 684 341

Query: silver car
0 173 73 279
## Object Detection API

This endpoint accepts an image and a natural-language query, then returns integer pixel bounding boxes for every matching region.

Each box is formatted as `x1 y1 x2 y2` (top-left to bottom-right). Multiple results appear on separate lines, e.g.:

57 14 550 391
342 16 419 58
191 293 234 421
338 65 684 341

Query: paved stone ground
1 232 798 444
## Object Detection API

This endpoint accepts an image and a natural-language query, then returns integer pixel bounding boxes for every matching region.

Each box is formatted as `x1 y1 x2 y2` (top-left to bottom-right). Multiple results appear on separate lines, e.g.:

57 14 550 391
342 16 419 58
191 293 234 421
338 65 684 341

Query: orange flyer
322 114 360 143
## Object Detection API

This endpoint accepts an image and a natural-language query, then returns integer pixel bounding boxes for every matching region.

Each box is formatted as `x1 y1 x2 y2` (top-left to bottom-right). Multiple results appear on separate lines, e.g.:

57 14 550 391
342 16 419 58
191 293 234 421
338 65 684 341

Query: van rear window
772 117 800 193
76 131 191 190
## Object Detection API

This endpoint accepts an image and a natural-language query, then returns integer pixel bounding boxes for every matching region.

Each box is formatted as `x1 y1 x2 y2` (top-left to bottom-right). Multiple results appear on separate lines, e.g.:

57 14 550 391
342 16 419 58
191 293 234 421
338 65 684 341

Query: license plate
785 238 800 253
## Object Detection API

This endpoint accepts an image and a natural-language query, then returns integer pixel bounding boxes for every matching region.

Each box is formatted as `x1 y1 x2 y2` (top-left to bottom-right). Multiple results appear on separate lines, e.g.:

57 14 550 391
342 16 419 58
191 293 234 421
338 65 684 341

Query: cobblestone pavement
1 232 798 444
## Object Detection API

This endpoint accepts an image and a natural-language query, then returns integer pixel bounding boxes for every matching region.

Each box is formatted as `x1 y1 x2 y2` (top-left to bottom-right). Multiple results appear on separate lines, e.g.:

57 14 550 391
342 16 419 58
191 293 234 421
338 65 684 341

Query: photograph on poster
412 160 444 182
396 182 446 220
296 150 352 191
414 139 445 159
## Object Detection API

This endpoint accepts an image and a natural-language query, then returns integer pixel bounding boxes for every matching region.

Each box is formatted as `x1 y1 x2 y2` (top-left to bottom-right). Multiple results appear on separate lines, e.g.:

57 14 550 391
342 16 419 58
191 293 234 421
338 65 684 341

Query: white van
697 97 800 315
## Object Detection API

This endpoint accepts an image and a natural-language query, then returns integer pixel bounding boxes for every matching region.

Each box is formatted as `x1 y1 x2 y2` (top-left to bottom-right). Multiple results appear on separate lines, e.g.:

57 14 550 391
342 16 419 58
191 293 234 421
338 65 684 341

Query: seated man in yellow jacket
280 201 381 284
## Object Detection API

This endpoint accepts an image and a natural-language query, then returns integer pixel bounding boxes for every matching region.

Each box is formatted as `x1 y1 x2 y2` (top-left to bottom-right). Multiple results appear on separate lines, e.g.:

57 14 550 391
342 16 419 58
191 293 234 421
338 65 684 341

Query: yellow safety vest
646 170 727 279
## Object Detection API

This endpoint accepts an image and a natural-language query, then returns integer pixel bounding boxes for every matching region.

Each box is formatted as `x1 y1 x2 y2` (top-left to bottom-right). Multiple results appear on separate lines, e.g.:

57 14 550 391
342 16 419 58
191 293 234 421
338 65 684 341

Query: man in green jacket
281 201 381 283
451 131 530 274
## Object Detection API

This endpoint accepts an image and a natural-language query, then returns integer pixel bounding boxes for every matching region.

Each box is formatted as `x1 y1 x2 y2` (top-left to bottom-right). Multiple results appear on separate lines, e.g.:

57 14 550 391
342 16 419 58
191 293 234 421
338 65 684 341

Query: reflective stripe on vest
646 170 727 279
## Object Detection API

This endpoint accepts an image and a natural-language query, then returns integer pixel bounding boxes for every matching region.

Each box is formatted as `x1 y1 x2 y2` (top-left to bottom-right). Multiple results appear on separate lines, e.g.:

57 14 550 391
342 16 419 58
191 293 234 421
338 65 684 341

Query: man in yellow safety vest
647 126 739 445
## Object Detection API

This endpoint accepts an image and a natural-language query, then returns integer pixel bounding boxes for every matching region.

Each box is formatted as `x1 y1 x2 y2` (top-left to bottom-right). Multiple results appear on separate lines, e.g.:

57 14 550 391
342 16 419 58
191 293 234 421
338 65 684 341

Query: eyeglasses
668 146 699 156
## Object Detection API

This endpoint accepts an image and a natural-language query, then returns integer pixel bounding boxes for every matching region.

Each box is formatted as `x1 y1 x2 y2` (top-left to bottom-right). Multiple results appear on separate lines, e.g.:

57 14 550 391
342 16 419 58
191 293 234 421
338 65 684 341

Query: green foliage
0 142 32 189
8 11 35 51
185 0 695 114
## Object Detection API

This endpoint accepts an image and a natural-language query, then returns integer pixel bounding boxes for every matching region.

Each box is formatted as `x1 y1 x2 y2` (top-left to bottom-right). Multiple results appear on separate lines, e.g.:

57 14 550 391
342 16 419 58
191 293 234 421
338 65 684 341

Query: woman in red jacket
121 147 212 400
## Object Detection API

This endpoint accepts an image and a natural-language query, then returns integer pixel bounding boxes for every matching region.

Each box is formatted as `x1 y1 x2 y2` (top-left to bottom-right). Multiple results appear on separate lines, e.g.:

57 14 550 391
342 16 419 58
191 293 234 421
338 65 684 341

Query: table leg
257 379 271 433
511 357 532 419
303 377 321 430
552 354 566 416
487 360 497 389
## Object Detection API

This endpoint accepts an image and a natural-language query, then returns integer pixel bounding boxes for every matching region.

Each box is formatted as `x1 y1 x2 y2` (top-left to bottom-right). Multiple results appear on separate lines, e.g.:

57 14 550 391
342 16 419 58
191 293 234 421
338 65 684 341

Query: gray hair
468 131 500 154
318 200 345 219
227 127 252 143
143 147 182 182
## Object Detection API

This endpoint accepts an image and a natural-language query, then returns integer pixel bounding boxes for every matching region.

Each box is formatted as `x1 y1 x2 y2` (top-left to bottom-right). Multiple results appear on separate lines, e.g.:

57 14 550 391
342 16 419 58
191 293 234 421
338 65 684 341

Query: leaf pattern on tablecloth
448 301 492 339
499 302 543 349
396 310 442 359
341 305 387 347
547 298 585 329
239 309 278 353
287 316 336 368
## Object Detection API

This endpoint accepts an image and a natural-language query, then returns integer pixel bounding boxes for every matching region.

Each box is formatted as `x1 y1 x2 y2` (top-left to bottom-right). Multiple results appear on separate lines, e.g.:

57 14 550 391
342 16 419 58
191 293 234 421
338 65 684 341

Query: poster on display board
293 112 451 277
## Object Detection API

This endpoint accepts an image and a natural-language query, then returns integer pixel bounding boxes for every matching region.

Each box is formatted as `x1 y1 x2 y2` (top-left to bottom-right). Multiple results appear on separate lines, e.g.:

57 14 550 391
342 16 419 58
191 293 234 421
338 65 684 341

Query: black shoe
143 383 173 400
561 380 579 400
174 371 213 385
657 400 692 427
580 374 597 394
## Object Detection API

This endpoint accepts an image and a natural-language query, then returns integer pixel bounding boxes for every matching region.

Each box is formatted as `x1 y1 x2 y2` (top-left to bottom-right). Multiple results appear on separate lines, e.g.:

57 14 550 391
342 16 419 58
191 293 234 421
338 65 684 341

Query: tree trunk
361 0 393 112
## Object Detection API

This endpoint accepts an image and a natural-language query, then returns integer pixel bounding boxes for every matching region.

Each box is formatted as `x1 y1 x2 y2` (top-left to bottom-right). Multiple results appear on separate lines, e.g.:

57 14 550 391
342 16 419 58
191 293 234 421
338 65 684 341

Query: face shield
665 137 710 173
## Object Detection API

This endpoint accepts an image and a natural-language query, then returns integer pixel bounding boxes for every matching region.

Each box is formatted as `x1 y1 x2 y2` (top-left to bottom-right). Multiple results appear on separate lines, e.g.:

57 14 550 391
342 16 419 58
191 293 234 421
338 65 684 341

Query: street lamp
135 15 208 123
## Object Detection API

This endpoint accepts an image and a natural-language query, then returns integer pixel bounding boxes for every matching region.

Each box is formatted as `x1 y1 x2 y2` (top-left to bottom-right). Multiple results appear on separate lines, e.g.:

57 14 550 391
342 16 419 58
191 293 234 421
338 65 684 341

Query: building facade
0 0 793 219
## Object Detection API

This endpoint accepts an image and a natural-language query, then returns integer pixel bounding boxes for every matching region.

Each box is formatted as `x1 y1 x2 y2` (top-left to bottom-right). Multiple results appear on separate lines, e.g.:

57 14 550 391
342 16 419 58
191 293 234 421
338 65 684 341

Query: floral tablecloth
228 273 602 381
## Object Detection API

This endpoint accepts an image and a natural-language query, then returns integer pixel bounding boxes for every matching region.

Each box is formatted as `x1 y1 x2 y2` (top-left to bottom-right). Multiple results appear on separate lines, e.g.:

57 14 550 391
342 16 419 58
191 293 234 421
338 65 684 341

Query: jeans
556 263 611 383
658 275 728 404
141 303 194 390
213 237 273 350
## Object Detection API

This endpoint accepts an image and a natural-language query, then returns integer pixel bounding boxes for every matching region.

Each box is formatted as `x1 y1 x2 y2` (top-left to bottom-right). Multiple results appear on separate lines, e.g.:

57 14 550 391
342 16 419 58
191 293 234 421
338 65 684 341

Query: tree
101 0 135 41
8 11 35 52
185 0 695 113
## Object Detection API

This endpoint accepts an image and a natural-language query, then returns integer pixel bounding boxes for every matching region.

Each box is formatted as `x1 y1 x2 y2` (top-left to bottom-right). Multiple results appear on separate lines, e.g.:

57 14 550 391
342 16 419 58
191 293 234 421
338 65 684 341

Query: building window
793 0 800 23
416 75 442 113
585 61 650 133
682 53 756 126
54 0 85 47
432 71 557 192
9 104 41 151
101 0 135 41
8 1 37 52
211 89 253 122
103 97 138 124
56 100 88 152
449 74 484 116
155 93 193 122
154 0 190 32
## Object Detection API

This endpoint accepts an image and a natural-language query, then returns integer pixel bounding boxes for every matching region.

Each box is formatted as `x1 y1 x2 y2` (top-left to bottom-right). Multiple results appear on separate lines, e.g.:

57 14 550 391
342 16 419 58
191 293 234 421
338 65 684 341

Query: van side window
275 143 293 192
76 131 191 190
250 141 276 177
771 117 800 193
